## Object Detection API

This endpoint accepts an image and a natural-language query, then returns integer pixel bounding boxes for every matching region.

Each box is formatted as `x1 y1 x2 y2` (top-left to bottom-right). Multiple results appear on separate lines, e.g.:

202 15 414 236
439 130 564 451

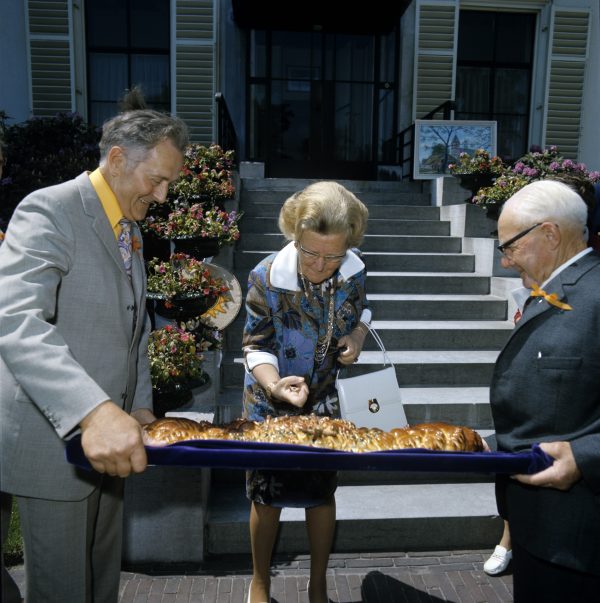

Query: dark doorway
246 29 399 180
455 10 536 163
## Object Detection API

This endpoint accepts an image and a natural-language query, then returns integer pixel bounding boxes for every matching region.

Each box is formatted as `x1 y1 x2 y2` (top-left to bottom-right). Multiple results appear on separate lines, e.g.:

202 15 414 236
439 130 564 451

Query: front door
247 30 398 180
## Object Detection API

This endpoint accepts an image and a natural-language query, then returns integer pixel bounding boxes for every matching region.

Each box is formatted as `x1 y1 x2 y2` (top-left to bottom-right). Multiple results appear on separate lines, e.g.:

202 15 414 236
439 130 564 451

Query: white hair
502 179 588 234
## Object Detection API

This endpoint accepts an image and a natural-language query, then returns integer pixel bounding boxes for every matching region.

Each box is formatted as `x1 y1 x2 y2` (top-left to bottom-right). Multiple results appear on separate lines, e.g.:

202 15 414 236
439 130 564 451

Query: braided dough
142 415 483 453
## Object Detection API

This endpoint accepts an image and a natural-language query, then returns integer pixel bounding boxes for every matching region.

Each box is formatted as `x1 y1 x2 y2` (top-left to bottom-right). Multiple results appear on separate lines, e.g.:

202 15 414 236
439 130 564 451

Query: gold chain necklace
298 267 336 365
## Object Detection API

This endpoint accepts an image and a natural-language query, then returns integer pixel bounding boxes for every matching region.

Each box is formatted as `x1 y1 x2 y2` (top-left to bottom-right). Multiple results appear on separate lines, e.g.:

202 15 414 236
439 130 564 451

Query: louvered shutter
544 9 590 158
175 0 215 143
414 0 457 120
28 0 73 116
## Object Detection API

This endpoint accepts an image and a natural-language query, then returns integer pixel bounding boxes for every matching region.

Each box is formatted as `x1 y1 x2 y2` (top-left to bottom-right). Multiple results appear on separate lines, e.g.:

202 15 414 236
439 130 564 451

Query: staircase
206 177 514 555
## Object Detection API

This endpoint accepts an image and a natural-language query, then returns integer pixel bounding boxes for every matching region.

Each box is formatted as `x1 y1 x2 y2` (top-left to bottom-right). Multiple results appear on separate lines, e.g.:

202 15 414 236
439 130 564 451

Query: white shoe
484 545 512 575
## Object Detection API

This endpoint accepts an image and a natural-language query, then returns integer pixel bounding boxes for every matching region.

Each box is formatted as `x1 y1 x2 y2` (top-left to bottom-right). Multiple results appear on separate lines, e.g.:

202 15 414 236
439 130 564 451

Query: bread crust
142 415 484 452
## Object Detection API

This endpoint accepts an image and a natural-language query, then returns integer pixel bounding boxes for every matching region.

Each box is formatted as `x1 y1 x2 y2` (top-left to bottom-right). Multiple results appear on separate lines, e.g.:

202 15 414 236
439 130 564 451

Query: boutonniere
0 230 5 242
530 284 572 311
132 236 142 252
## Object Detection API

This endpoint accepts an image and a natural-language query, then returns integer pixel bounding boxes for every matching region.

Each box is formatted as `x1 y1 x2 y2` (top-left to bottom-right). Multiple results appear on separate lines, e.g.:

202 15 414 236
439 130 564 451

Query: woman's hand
337 325 367 365
268 375 309 408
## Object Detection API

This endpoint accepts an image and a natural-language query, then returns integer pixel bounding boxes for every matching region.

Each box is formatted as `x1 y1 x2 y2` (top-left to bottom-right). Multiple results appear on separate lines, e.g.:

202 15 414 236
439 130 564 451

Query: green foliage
0 112 100 225
448 148 504 176
146 253 230 300
3 498 23 566
169 143 235 204
455 145 600 213
148 325 205 386
142 203 242 245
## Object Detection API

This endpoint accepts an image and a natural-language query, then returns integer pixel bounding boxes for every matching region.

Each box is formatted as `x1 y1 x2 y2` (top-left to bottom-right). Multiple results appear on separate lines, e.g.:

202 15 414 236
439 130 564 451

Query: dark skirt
246 468 337 508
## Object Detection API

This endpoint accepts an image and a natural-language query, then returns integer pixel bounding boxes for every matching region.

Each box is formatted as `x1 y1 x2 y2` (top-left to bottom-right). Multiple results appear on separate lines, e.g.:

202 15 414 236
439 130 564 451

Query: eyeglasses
497 223 543 256
297 243 346 264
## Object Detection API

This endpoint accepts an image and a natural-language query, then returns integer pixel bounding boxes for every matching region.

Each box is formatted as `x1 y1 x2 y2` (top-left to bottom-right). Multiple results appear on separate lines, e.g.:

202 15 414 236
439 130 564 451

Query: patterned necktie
118 219 133 279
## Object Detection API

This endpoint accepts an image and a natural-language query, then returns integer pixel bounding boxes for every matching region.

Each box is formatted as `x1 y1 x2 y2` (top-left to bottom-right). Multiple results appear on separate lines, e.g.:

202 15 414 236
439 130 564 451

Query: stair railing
395 100 456 180
215 92 239 164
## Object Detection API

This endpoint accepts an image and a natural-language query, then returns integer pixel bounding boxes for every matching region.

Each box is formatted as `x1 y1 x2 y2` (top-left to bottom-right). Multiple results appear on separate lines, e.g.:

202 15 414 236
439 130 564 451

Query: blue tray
65 436 553 474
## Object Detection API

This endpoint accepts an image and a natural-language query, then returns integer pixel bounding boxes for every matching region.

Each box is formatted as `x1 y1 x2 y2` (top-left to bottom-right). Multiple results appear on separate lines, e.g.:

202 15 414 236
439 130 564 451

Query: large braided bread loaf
142 415 484 453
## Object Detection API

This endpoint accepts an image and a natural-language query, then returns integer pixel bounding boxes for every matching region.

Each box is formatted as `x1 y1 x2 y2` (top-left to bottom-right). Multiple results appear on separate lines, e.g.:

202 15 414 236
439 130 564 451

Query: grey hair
278 181 369 247
98 109 189 167
502 179 588 234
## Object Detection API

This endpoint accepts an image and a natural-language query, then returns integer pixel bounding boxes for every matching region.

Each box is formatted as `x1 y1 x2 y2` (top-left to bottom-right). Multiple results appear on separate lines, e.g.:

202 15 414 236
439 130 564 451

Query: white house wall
410 0 600 170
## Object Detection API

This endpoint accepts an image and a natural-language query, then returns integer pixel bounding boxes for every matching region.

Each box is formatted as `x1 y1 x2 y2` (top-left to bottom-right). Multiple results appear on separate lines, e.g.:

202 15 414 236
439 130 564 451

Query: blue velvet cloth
66 436 552 474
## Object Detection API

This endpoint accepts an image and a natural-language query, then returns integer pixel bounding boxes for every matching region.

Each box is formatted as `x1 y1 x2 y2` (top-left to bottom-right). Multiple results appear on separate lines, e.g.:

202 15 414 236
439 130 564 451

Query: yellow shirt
88 168 124 240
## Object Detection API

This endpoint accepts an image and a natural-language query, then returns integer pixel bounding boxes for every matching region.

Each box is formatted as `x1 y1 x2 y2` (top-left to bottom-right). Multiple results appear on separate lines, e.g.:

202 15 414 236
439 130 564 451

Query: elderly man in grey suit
0 108 188 602
492 179 600 602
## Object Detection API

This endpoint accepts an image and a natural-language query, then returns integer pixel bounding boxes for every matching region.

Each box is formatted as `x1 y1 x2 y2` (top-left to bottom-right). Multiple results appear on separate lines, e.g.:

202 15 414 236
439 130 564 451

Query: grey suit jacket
0 172 152 501
491 250 600 575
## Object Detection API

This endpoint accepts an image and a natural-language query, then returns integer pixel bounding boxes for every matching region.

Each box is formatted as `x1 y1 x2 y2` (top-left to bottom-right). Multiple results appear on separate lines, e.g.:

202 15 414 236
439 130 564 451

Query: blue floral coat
242 241 370 421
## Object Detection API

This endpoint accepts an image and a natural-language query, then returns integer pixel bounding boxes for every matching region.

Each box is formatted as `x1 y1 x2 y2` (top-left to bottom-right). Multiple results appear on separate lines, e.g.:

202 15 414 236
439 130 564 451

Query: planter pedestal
122 466 211 567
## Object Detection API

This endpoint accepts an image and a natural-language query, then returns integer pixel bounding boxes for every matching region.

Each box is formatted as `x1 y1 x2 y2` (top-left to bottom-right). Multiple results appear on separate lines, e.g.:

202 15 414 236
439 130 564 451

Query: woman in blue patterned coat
242 181 370 603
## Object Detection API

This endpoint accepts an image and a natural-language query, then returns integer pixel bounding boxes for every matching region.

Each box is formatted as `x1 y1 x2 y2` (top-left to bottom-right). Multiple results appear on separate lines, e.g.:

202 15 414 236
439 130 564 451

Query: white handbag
335 326 408 430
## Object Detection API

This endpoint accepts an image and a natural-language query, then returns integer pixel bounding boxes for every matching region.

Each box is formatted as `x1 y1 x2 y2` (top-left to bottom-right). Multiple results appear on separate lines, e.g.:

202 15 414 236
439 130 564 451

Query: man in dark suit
0 109 188 601
492 179 600 602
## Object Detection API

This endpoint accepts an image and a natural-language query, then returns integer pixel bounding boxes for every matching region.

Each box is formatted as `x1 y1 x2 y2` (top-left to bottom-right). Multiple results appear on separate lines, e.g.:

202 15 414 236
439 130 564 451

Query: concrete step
366 272 487 294
366 294 507 321
224 318 512 352
238 216 451 236
220 350 498 389
236 233 463 253
213 384 494 432
239 188 432 206
361 253 475 273
232 269 491 295
206 481 502 555
241 177 428 193
234 251 475 272
240 203 441 220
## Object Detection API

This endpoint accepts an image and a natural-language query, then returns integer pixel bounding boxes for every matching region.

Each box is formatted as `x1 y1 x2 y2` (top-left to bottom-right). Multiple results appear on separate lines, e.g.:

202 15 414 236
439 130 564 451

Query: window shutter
544 9 590 158
414 0 457 120
175 0 215 143
28 0 73 116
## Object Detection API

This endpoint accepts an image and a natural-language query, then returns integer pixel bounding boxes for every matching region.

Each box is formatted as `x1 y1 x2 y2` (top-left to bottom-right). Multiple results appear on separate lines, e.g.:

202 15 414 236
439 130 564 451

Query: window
455 11 536 162
85 0 170 126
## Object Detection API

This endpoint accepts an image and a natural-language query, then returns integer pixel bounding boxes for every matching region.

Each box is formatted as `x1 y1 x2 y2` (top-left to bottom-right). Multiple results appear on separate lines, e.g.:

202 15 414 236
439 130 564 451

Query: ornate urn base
152 372 212 418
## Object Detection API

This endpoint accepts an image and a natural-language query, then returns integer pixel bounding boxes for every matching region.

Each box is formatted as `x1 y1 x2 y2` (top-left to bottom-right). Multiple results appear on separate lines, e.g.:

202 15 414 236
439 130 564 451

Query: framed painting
413 120 497 179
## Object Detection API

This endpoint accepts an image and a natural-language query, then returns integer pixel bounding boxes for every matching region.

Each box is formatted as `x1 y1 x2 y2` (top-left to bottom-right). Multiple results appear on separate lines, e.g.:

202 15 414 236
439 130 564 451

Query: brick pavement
9 550 513 602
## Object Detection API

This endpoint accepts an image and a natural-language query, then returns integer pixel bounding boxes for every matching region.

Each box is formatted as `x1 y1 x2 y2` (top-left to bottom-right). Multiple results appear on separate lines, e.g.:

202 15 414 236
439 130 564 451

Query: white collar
269 241 365 291
541 247 592 288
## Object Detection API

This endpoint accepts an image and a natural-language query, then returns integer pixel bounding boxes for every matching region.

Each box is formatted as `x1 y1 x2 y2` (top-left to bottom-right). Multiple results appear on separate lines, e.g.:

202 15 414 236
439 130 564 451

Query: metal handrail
215 92 239 164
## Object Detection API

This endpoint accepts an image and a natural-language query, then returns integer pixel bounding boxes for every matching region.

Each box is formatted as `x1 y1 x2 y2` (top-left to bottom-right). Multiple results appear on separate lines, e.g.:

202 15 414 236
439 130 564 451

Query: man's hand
80 401 148 477
513 441 581 491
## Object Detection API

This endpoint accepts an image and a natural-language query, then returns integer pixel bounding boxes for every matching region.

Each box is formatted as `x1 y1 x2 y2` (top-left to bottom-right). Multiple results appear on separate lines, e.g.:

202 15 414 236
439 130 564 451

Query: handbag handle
365 324 393 367
335 324 393 386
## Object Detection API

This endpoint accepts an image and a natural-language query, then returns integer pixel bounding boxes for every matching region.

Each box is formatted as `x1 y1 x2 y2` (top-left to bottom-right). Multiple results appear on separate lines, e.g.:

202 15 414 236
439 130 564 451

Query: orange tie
530 283 572 311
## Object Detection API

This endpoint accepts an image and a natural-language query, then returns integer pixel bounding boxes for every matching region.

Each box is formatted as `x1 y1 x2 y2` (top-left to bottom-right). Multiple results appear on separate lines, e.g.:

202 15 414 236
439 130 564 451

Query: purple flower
548 162 560 171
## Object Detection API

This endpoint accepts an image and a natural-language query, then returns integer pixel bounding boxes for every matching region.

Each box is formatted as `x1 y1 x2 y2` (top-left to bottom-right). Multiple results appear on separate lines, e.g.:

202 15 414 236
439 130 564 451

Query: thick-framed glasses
297 243 346 264
497 223 543 256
